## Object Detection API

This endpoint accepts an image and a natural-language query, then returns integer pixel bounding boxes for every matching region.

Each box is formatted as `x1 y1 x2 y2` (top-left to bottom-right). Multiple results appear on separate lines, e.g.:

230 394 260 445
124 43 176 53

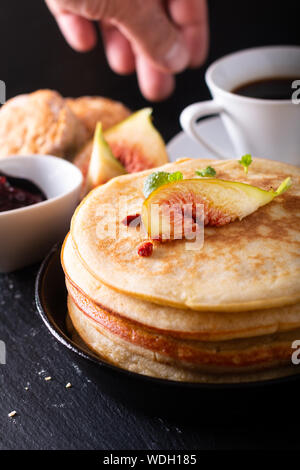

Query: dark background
0 0 300 451
1 0 300 141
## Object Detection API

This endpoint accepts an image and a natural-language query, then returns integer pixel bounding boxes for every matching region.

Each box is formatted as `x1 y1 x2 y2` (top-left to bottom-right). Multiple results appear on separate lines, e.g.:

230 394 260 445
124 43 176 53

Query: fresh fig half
86 123 126 190
105 108 168 172
142 177 292 240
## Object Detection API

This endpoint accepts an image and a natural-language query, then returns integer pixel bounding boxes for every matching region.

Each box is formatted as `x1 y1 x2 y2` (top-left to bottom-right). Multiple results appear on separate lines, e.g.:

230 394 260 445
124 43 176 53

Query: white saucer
167 116 235 162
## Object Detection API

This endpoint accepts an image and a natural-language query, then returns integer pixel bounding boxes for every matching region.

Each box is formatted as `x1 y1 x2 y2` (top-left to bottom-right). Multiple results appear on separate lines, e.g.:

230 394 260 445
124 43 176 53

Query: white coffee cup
180 46 300 165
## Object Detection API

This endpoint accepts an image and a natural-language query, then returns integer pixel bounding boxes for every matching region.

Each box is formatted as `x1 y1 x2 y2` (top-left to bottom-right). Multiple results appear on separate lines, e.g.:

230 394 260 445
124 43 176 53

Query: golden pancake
71 158 300 312
62 234 300 341
67 296 299 382
66 280 299 369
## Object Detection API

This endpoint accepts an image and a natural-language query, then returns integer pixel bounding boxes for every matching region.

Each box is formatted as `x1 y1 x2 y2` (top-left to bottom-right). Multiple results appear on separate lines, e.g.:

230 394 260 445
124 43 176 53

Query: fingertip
136 55 175 101
167 0 209 68
168 0 208 26
162 39 190 73
111 2 189 75
56 13 97 52
183 24 209 68
101 24 136 75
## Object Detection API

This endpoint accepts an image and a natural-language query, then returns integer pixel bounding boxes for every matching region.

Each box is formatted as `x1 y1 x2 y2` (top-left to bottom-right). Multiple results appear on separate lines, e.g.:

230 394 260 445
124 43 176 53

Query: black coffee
232 77 298 100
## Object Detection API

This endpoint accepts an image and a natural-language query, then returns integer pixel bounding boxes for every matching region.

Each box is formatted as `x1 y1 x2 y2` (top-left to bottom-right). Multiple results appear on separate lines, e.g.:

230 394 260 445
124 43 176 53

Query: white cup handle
180 101 228 159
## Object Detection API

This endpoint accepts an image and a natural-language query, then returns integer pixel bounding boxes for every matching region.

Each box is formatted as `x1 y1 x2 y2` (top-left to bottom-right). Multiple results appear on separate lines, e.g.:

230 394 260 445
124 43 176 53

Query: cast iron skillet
35 244 300 417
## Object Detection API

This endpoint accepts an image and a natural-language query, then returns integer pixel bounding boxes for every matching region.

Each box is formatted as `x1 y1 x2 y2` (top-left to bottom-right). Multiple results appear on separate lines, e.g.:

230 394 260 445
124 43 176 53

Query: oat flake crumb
8 411 17 418
66 382 72 389
45 376 52 381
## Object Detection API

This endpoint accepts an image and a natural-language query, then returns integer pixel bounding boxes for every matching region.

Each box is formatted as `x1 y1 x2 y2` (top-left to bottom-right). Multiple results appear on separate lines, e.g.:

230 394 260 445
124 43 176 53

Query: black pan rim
35 243 300 391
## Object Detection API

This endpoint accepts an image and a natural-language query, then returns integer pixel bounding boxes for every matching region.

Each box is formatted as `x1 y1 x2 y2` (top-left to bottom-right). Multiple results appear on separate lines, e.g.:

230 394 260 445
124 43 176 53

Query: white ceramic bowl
0 155 83 273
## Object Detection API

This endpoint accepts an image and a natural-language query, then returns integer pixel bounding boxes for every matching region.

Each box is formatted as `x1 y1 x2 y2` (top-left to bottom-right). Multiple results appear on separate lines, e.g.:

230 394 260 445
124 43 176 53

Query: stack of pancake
62 158 300 383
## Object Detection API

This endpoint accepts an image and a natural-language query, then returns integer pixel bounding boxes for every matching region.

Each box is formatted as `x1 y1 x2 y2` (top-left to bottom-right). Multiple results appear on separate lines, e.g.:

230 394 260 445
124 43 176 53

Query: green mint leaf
195 166 216 177
168 171 184 182
143 171 183 198
238 154 252 174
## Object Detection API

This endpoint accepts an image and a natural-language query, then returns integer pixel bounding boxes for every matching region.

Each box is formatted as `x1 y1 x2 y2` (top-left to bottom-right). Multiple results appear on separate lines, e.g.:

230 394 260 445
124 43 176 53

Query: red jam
138 241 153 257
0 172 46 213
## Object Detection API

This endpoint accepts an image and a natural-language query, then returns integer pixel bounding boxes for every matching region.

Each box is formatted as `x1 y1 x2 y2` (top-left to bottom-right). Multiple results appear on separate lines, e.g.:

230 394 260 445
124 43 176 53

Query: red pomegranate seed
138 241 153 257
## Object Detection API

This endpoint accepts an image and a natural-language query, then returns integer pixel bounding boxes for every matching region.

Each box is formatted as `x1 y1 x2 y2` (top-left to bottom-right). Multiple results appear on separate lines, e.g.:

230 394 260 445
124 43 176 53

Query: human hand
45 0 209 101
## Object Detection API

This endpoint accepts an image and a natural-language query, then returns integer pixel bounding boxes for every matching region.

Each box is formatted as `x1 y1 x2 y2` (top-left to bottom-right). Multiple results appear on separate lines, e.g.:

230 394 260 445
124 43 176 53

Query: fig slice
86 123 126 190
142 177 292 240
105 108 169 173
